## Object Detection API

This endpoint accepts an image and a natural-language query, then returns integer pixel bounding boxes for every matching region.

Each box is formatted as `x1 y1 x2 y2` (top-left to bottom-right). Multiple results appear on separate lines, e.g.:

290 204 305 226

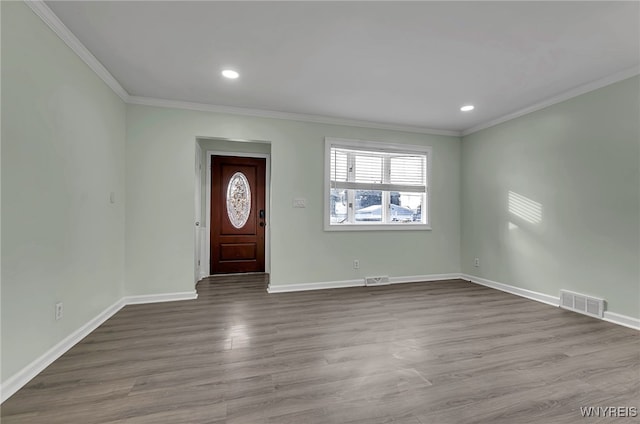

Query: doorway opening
194 138 271 282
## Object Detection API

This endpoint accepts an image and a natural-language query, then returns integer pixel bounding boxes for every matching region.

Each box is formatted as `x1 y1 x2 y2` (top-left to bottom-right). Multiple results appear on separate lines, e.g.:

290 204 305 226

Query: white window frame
324 137 432 231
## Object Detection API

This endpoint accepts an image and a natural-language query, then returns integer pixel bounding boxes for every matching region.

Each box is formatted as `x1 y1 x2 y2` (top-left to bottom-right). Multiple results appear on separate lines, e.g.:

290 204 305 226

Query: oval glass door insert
226 172 251 228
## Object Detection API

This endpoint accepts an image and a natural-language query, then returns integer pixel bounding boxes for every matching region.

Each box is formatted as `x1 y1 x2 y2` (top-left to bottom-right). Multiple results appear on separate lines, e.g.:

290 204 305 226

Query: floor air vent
560 290 604 318
365 276 390 286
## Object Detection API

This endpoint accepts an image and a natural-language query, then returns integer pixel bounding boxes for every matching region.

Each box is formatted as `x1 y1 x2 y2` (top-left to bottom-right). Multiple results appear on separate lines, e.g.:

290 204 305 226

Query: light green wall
461 76 640 319
126 105 461 294
1 2 126 381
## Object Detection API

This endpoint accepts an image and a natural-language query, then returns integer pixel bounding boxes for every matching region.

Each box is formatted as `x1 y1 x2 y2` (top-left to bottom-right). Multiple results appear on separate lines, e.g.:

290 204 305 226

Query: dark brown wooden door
211 156 266 274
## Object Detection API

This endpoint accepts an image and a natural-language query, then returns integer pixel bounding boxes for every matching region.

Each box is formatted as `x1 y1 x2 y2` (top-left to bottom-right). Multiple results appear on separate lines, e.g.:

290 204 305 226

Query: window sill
324 223 432 232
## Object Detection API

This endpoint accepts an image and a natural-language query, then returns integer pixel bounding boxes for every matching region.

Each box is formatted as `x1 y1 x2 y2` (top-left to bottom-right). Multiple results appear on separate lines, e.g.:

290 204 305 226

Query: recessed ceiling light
222 69 239 79
460 105 475 112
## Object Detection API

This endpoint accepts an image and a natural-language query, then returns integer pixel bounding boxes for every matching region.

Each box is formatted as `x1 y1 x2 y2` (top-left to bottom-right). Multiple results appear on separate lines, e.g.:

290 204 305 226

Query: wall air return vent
560 290 604 318
365 276 390 286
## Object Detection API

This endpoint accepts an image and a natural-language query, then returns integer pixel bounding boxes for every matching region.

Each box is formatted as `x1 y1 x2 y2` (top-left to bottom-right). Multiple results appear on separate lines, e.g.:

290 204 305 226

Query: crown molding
24 0 458 137
24 0 129 101
25 0 638 139
127 96 461 137
461 65 640 136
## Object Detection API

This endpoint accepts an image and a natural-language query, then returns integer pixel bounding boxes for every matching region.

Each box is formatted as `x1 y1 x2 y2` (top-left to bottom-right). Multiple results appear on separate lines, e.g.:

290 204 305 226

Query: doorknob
259 222 265 227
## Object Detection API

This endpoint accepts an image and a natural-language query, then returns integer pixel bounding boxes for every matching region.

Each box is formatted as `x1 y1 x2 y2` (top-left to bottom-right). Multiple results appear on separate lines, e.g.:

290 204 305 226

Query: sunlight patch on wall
508 191 542 224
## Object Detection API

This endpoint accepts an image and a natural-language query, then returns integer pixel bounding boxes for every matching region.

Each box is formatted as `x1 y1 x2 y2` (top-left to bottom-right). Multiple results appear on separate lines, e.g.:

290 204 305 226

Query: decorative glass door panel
226 172 251 229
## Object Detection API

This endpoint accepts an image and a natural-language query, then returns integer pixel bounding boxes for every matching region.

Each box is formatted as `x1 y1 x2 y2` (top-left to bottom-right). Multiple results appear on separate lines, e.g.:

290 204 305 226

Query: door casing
194 146 202 283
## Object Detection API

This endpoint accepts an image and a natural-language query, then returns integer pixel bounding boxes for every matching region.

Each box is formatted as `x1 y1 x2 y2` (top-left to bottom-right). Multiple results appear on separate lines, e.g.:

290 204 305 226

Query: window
325 138 431 231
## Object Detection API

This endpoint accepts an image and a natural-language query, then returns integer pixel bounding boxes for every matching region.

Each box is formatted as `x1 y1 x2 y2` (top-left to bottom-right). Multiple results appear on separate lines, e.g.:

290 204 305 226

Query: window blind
330 147 427 193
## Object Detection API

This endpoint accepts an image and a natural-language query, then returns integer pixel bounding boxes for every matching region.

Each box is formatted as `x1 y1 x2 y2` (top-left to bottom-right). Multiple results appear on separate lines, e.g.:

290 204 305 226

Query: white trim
128 96 460 137
268 279 363 293
391 273 461 284
267 273 460 293
205 149 271 276
198 227 208 281
462 66 640 136
324 137 432 231
1 291 198 403
24 0 129 101
194 145 202 285
603 311 640 331
332 181 426 193
461 273 560 307
323 223 432 232
123 291 198 305
325 137 434 154
0 298 125 404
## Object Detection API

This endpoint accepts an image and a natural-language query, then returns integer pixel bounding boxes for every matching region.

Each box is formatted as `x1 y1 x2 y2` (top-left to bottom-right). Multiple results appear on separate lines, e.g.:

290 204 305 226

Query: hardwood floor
2 276 638 423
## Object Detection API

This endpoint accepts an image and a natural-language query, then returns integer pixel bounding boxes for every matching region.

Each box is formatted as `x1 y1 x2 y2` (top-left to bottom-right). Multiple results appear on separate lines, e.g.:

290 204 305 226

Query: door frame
205 150 271 276
194 145 202 284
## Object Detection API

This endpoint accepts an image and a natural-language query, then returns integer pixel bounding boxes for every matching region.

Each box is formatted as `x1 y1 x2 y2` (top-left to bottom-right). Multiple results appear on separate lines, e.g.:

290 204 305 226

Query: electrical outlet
353 259 360 269
55 302 63 320
474 258 480 267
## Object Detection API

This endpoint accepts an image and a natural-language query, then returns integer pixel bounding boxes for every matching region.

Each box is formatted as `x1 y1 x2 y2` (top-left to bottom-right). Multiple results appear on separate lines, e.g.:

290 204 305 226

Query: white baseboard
391 273 461 284
123 291 198 305
603 311 640 331
1 290 198 404
267 273 461 293
267 279 363 293
0 298 125 404
461 273 560 307
462 273 639 331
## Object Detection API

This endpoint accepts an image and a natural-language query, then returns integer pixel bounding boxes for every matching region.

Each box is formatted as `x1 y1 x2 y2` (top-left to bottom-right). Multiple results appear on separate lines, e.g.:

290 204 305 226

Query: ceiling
45 1 639 134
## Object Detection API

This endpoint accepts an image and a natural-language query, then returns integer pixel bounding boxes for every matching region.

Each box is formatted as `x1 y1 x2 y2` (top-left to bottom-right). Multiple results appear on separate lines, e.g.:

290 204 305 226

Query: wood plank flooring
2 276 638 423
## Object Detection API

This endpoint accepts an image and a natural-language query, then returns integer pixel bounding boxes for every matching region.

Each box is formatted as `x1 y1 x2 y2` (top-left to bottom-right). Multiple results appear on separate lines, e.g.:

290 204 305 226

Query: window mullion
382 157 390 224
382 191 389 223
347 153 355 223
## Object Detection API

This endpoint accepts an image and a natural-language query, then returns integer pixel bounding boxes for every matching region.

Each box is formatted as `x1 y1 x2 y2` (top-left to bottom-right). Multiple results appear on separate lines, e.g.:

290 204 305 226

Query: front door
210 156 266 274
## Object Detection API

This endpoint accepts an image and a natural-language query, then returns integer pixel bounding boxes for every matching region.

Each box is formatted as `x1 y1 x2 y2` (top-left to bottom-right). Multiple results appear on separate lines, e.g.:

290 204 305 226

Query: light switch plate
293 198 307 208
